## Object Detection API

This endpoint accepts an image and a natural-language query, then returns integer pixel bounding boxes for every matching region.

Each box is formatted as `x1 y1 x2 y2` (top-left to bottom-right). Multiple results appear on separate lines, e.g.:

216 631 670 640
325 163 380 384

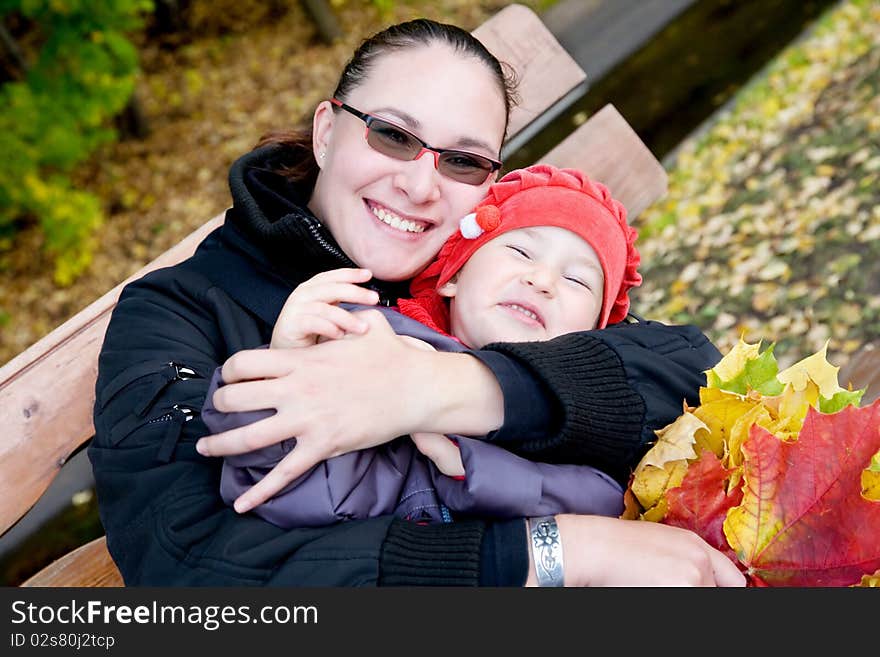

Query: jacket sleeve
478 320 722 486
89 267 523 586
433 436 624 518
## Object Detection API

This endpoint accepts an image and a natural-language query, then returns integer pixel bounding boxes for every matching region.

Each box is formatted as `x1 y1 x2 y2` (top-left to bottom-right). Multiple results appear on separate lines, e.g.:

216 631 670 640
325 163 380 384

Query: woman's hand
271 268 379 348
196 310 502 512
526 515 747 587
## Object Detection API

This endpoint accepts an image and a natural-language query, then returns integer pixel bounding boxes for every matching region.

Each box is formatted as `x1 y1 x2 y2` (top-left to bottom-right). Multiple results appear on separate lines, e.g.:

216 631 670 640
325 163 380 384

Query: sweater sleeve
89 266 527 586
479 320 722 486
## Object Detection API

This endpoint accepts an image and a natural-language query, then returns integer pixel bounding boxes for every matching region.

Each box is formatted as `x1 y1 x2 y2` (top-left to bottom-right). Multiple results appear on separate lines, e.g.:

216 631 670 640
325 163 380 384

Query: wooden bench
0 3 672 587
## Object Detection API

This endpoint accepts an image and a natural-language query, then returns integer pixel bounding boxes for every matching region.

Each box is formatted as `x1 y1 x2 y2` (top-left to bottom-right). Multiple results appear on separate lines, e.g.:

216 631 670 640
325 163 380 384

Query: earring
319 151 326 160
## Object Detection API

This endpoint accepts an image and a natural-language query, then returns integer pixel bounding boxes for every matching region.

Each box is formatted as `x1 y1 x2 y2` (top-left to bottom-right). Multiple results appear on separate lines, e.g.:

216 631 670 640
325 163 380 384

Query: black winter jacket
89 144 721 586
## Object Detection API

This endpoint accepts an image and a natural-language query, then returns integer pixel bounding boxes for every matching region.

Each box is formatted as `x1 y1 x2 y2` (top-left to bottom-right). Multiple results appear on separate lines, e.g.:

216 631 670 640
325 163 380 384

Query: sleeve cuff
379 519 485 586
480 518 529 586
466 350 559 444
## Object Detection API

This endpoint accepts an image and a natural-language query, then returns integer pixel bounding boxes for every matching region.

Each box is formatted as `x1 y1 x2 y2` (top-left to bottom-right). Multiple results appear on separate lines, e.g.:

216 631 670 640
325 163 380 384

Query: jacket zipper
151 404 198 463
147 404 197 426
304 219 394 307
304 218 350 264
135 361 204 417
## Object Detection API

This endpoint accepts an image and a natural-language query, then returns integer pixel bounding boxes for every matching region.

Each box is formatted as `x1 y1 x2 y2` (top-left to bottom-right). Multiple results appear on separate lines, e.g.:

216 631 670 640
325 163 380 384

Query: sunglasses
330 98 502 186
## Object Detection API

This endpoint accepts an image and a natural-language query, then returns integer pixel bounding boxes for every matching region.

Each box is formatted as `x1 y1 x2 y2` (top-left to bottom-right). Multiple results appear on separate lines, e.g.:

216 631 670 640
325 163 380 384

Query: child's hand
271 268 380 348
412 432 465 477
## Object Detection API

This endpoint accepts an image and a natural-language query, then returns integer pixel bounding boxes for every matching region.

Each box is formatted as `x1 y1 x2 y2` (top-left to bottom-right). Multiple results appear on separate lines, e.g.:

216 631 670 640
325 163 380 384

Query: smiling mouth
366 201 430 234
499 302 544 328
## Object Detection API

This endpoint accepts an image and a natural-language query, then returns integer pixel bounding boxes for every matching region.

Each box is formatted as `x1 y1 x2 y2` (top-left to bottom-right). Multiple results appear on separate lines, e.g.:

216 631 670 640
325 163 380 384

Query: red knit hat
399 164 642 333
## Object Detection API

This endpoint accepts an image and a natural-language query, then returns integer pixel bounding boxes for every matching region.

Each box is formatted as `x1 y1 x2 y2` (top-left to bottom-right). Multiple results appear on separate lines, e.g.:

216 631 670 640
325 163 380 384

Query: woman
89 18 744 587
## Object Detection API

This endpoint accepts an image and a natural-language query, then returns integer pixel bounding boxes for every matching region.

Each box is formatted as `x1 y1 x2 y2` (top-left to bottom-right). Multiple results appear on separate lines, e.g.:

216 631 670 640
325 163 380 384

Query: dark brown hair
255 18 518 187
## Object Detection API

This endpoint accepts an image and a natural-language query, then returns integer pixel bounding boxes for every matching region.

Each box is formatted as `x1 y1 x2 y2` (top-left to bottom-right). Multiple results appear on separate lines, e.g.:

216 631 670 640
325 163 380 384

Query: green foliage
0 0 153 285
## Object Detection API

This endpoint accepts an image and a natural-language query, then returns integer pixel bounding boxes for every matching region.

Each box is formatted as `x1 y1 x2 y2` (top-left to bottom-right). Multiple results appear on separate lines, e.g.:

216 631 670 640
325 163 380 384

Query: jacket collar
224 144 410 306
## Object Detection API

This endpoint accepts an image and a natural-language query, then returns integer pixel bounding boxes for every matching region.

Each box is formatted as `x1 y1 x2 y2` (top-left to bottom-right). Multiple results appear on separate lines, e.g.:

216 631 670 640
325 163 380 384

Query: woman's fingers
221 348 299 383
197 407 293 457
556 515 747 587
708 547 747 587
233 440 326 513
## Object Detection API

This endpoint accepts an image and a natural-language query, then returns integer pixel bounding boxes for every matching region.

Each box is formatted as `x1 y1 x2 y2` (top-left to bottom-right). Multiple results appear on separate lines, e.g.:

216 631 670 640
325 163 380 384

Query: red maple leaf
664 449 743 566
725 399 880 586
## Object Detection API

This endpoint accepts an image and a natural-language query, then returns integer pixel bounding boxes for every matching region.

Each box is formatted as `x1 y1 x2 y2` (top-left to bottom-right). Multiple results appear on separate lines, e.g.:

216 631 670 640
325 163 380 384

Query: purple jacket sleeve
432 437 624 518
203 365 418 528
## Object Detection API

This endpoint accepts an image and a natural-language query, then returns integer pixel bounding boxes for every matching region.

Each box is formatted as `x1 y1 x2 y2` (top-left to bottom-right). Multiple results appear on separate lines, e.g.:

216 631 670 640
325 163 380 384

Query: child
203 164 642 527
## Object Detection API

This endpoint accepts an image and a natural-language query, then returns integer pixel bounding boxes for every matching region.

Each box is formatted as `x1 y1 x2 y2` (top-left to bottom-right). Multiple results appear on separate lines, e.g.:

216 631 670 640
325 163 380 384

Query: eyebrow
371 106 498 155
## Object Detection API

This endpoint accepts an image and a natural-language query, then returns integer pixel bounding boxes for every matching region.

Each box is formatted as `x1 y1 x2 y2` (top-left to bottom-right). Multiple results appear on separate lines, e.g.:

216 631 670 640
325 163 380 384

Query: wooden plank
538 103 668 221
20 536 123 587
0 213 224 535
474 3 587 142
839 341 880 405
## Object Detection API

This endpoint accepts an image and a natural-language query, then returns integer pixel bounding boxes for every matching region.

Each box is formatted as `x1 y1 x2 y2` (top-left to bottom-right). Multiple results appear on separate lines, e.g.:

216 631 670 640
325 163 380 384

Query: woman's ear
312 100 335 165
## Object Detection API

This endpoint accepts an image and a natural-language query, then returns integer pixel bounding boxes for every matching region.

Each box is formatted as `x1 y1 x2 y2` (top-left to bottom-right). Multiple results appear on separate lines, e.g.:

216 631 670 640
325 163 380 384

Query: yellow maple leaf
706 337 762 384
631 461 690 517
692 389 760 460
862 450 880 502
727 404 775 490
853 570 880 587
630 413 705 514
639 412 704 467
777 340 844 399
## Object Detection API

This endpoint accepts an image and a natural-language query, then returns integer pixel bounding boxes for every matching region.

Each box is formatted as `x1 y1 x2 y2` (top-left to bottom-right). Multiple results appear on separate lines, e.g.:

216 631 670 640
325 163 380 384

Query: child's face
439 226 604 348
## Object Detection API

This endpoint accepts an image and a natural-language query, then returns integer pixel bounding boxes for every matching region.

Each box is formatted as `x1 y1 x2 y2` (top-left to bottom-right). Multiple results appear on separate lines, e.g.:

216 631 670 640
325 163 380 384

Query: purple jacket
202 306 624 527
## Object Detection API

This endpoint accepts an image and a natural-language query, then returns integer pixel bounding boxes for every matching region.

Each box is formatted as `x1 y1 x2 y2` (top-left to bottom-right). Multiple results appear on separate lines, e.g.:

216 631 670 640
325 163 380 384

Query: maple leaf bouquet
623 338 880 587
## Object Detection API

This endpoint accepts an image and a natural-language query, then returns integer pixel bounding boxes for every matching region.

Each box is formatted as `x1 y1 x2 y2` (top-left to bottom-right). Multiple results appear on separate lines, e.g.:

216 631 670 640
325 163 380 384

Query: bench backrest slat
0 4 668 546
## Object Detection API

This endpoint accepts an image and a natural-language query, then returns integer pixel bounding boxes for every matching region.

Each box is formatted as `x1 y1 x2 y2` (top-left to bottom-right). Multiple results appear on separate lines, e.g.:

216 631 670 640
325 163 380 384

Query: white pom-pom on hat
459 212 483 239
458 205 502 239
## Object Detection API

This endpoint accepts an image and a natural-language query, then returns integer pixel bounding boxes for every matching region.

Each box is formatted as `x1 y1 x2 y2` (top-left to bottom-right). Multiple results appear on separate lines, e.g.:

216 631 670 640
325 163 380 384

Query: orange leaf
724 399 880 586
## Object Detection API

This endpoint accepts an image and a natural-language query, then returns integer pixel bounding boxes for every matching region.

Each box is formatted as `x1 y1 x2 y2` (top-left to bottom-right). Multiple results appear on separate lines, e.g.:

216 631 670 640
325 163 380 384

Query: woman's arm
478 320 723 484
199 314 719 488
89 267 508 585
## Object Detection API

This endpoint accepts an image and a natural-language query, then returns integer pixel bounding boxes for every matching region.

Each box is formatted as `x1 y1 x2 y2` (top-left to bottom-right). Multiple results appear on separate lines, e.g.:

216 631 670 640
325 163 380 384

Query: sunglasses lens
438 152 495 185
365 117 497 186
366 120 421 160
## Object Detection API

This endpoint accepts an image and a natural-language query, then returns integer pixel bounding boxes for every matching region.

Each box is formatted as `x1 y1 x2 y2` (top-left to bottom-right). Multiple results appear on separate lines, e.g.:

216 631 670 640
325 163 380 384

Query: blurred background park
1 0 877 583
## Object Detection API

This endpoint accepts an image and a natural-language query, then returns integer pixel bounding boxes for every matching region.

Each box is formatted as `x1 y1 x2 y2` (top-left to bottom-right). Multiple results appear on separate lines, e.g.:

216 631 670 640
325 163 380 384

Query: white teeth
508 304 539 322
371 205 426 233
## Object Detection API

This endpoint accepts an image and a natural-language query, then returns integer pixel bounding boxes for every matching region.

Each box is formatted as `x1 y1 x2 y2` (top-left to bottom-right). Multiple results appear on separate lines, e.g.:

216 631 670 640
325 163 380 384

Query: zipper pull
156 404 197 463
135 362 202 417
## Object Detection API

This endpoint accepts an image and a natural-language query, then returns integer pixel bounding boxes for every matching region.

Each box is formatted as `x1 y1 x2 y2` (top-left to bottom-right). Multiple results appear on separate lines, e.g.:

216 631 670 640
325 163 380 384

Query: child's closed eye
565 275 592 290
506 245 531 259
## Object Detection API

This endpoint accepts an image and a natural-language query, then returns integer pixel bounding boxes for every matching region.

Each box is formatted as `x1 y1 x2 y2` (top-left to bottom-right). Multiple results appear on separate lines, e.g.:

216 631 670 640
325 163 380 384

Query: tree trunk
0 21 28 81
300 0 342 44
116 89 151 140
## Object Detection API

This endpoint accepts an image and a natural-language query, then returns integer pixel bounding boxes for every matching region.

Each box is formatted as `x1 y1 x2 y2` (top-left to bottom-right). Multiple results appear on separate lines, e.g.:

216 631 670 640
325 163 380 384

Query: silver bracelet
529 516 564 587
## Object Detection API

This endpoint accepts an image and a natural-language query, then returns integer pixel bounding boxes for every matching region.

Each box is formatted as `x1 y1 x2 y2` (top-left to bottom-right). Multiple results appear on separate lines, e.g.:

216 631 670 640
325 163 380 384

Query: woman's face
309 43 508 281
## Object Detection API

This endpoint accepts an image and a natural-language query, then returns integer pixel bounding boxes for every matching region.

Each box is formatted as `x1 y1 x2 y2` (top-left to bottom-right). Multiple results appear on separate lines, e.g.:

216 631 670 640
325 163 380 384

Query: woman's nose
393 151 441 204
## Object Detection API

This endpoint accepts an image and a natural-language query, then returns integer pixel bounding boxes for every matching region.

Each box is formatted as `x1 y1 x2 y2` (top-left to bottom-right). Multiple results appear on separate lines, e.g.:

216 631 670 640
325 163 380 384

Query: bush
0 0 153 285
